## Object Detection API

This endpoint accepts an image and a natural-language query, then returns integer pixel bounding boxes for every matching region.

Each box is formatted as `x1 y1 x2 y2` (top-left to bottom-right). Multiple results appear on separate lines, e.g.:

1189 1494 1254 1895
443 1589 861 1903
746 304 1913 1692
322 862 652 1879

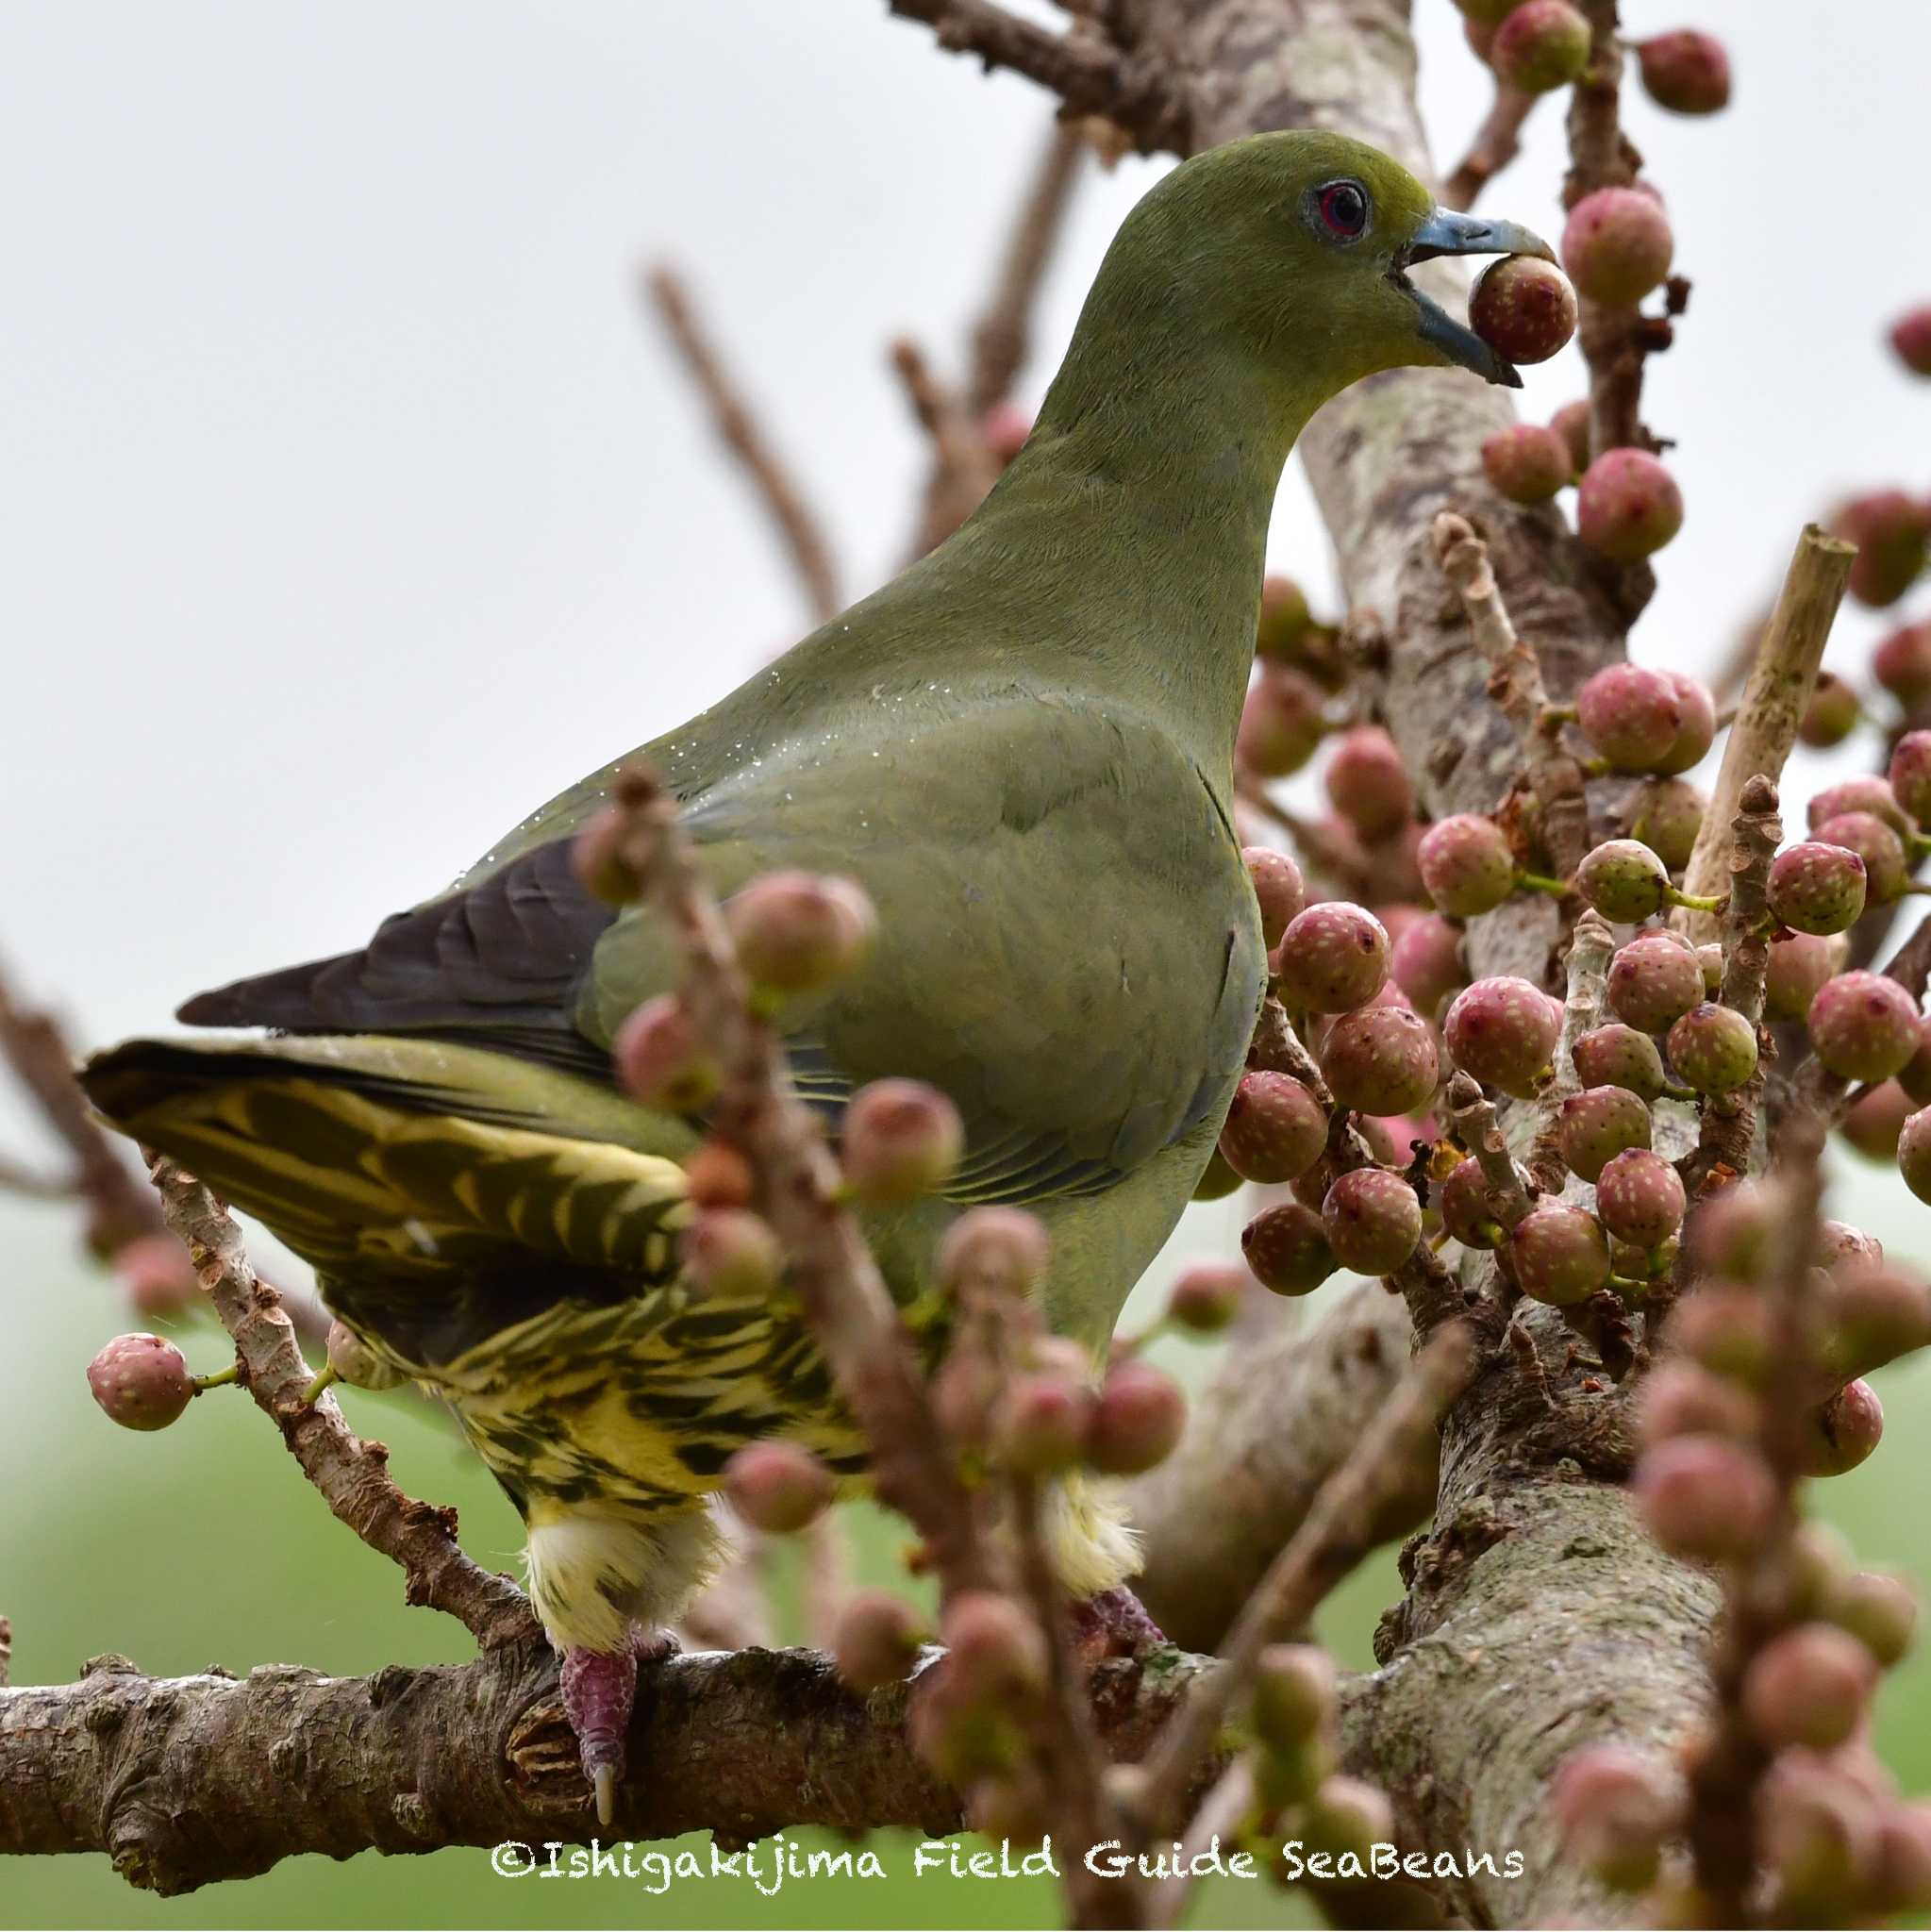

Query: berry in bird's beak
1392 207 1556 387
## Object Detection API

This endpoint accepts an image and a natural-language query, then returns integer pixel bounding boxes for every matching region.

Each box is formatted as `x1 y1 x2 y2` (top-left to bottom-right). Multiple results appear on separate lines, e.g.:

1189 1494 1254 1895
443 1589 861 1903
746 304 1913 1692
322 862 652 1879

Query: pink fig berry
1469 255 1578 368
979 402 1032 465
1577 838 1673 922
1392 911 1466 1014
1765 932 1837 1023
1556 1084 1654 1182
325 1320 404 1391
1814 1219 1883 1276
1891 308 1931 378
1694 941 1723 996
1634 1433 1776 1558
1319 1005 1440 1116
1889 732 1931 828
1256 574 1312 663
1769 840 1869 937
1901 1016 1931 1105
1551 398 1592 472
833 1588 926 1692
1576 449 1684 563
1251 1643 1337 1749
682 1207 783 1297
1418 813 1518 918
1818 1261 1930 1380
995 1371 1092 1474
1301 1776 1395 1865
1323 726 1413 840
1606 932 1704 1034
1490 0 1590 93
724 1440 834 1534
1828 1569 1919 1670
1218 1070 1328 1184
1875 622 1931 708
1666 1002 1758 1095
1653 672 1717 776
1440 1156 1507 1251
841 1079 964 1202
113 1232 198 1317
1595 1148 1687 1248
1167 1262 1249 1335
1801 671 1862 750
941 1591 1048 1705
1636 1359 1760 1449
1627 777 1704 870
1573 1022 1672 1102
1808 1378 1885 1477
1808 774 1911 837
684 1139 755 1209
1814 810 1909 905
1244 845 1307 946
1686 1181 1775 1277
1509 1202 1610 1305
1321 1168 1423 1276
1553 1743 1682 1893
939 1207 1050 1296
87 1332 195 1431
1238 665 1328 776
571 802 642 906
728 870 875 995
1874 1804 1931 1915
1637 30 1731 113
1896 1106 1931 1205
1481 423 1573 505
1087 1360 1186 1474
1672 1280 1777 1385
613 992 721 1110
1743 1624 1877 1752
1274 902 1390 1013
1808 972 1923 1084
1444 974 1561 1096
1241 1200 1337 1296
1562 187 1674 308
1837 491 1930 609
1840 1081 1914 1161
1576 663 1683 771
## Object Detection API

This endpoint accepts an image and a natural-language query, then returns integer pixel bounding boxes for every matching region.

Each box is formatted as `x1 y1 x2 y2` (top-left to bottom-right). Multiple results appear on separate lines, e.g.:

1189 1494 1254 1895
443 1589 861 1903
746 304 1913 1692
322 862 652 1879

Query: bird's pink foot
1068 1586 1168 1667
560 1629 677 1825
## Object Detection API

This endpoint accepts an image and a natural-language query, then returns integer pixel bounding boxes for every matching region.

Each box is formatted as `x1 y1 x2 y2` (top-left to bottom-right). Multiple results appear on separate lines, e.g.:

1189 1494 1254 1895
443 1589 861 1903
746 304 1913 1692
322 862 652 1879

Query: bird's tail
79 1032 693 1286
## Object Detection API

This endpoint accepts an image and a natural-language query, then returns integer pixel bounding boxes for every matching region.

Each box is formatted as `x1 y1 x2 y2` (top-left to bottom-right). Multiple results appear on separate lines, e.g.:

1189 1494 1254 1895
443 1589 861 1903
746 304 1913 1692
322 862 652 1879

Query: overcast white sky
3 1 1929 1278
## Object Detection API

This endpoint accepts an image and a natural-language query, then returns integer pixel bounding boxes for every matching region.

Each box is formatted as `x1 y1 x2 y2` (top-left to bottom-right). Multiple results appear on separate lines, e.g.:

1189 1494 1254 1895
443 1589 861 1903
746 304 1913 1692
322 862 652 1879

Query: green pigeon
83 130 1547 1816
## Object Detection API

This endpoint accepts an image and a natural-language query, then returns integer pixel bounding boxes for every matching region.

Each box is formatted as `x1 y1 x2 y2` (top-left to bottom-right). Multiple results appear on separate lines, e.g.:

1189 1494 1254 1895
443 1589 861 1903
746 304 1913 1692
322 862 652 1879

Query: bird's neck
927 327 1321 791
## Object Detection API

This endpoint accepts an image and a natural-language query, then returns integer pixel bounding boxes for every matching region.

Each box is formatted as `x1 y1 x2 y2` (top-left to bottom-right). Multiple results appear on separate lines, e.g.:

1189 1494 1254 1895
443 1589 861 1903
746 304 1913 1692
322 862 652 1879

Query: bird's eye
1314 179 1370 241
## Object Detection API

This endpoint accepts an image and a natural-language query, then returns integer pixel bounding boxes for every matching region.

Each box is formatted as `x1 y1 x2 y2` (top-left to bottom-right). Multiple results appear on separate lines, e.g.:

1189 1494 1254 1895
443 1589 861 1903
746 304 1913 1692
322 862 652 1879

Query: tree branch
1676 524 1855 944
644 265 843 624
888 0 1189 154
146 1158 539 1652
1443 83 1538 211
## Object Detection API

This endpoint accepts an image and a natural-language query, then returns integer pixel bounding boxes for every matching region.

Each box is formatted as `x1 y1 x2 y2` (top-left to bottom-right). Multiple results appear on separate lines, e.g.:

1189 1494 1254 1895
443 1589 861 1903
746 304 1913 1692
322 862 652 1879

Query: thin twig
1676 525 1855 944
1527 907 1617 1189
887 0 1189 154
146 1157 538 1650
605 767 998 1600
893 338 1004 559
0 962 163 1253
967 120 1085 418
1432 513 1589 874
1443 85 1538 210
1150 1756 1256 1928
1448 1072 1535 1227
0 1151 71 1200
644 265 842 624
1134 1326 1474 1832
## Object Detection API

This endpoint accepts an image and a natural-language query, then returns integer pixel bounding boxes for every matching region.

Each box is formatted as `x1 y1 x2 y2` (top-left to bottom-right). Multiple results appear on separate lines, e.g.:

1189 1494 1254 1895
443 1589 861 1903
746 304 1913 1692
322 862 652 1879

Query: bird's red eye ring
1315 179 1370 240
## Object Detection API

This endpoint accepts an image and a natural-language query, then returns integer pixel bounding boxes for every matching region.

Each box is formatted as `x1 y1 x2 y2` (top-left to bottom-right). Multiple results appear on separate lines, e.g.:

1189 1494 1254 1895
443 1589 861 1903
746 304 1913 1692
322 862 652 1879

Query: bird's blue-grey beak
1394 208 1557 390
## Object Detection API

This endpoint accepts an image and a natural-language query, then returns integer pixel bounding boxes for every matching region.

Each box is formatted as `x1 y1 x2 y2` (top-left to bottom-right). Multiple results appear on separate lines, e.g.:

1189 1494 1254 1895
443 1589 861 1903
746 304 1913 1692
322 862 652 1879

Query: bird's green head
1052 130 1554 426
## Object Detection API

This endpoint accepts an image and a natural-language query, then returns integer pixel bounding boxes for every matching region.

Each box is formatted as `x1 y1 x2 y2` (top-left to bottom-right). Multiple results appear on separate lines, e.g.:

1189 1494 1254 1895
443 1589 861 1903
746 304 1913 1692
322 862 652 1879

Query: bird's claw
560 1628 677 1825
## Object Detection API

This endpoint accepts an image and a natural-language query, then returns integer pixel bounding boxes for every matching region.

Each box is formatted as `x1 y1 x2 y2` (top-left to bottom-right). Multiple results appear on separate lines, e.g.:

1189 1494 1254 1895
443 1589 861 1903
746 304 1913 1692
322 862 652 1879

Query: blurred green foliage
4 1158 1928 1928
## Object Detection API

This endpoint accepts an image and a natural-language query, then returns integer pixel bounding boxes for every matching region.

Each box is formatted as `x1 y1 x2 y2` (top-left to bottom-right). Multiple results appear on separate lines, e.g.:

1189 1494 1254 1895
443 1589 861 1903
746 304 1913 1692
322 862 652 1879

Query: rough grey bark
1130 1280 1422 1651
0 1641 1229 1894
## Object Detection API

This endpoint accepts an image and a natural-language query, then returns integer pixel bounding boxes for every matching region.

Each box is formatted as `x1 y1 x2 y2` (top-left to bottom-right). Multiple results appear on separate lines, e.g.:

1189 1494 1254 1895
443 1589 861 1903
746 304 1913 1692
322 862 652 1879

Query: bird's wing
176 693 1261 1208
